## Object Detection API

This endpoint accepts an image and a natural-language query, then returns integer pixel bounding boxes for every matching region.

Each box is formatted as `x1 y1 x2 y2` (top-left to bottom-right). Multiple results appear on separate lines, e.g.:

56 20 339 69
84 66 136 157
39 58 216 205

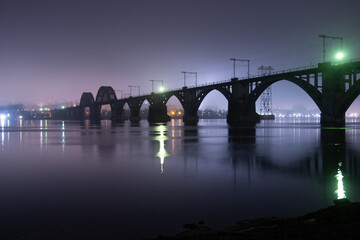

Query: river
0 118 359 239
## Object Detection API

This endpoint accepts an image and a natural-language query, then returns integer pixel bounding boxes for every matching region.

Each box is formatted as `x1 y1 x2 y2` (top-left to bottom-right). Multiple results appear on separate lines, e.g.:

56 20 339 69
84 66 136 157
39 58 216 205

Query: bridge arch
110 100 130 121
138 98 151 119
141 97 153 107
99 104 112 119
162 93 185 108
79 92 95 107
165 95 184 119
337 78 360 116
95 86 117 103
126 97 146 110
247 77 322 111
196 86 231 110
120 97 147 123
198 88 229 119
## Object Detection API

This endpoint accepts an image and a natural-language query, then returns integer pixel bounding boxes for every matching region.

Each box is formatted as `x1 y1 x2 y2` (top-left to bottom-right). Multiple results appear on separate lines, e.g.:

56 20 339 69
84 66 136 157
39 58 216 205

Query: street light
319 34 343 62
336 52 344 61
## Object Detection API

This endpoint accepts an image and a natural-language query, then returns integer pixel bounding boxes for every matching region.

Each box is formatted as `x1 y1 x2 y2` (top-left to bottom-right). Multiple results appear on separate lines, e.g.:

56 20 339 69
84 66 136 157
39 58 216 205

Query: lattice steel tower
258 66 274 115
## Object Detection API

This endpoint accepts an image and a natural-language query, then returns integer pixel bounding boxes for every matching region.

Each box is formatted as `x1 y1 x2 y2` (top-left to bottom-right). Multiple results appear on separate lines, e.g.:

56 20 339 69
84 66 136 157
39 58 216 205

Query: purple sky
0 0 360 111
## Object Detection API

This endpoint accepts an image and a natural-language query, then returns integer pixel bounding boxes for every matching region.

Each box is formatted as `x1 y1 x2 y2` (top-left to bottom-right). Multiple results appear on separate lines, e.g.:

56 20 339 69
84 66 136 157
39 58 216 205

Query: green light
155 125 169 173
335 162 346 199
159 86 165 92
336 52 344 60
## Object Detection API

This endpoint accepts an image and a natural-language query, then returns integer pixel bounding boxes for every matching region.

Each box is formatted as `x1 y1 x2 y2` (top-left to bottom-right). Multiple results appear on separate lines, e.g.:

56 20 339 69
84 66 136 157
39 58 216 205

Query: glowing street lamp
319 34 343 62
336 52 344 61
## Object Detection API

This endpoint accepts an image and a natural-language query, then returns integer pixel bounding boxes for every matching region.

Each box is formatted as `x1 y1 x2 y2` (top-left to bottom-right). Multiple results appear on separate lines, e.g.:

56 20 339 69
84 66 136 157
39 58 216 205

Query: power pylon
258 66 274 115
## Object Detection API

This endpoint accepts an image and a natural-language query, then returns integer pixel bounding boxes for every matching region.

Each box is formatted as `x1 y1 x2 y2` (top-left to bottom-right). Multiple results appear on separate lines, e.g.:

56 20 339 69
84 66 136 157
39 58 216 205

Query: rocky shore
146 199 360 240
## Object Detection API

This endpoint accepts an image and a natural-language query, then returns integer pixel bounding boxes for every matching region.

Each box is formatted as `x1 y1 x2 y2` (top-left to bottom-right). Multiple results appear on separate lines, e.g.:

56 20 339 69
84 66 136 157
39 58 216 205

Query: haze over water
1 119 359 239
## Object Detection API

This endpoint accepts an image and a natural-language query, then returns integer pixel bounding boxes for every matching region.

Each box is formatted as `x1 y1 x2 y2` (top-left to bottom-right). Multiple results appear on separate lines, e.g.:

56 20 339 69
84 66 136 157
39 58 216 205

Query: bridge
51 61 360 126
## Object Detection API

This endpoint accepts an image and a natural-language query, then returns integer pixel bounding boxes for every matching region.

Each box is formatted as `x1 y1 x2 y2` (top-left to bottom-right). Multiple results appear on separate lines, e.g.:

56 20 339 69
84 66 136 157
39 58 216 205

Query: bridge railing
180 58 360 89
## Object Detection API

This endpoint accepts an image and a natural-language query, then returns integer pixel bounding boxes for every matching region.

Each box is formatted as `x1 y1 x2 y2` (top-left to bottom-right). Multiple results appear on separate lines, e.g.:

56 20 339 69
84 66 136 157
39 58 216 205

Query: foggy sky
1 0 360 110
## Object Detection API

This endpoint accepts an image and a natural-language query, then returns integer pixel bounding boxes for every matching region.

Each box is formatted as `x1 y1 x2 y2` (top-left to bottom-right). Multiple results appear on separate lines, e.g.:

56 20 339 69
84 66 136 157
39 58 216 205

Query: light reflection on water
336 162 346 199
0 119 359 239
154 124 169 173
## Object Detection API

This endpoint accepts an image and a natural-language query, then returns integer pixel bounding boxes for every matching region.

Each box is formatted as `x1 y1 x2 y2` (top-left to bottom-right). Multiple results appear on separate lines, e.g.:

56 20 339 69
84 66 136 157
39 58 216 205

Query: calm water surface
1 119 360 239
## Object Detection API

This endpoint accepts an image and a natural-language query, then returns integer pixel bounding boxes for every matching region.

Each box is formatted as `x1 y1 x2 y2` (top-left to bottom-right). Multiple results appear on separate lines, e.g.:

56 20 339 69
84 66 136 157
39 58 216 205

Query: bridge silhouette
52 61 360 126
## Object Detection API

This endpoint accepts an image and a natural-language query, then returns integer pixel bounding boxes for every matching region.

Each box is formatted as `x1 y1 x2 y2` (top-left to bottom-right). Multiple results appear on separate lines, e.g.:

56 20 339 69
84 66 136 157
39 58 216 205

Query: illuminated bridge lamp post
318 34 343 62
336 51 344 63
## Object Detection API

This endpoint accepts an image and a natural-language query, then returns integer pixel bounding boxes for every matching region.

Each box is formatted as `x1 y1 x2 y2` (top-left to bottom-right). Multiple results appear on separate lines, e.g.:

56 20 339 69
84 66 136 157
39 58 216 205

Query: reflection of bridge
52 61 360 126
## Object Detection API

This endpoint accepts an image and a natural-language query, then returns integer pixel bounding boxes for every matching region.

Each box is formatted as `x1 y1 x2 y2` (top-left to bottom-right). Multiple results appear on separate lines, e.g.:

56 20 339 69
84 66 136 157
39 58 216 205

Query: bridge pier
182 88 199 126
147 93 170 123
90 105 101 121
77 107 85 120
320 113 345 126
64 109 70 120
69 106 85 120
66 108 78 120
148 104 170 123
130 109 141 123
320 62 346 126
227 79 260 125
128 98 141 123
51 109 66 120
111 102 128 122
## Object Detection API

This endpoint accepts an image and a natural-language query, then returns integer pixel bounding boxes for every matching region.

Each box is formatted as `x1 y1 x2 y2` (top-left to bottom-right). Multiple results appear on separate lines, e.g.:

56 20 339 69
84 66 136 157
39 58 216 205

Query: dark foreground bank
2 200 360 240
146 199 360 240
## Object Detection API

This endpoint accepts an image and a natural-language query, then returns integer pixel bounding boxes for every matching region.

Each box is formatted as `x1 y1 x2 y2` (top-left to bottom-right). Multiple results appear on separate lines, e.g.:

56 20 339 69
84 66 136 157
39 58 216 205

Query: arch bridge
52 61 360 126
